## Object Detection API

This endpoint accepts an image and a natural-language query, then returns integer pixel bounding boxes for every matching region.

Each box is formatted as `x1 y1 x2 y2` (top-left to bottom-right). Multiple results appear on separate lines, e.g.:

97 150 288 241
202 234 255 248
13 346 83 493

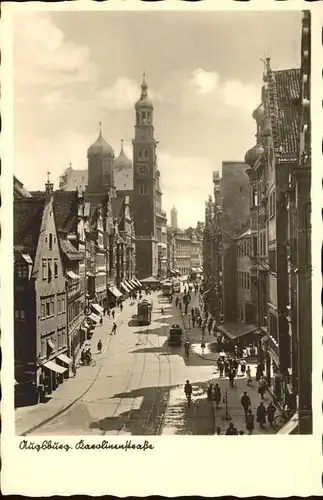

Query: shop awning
22 253 33 265
129 279 138 288
120 282 131 293
217 323 258 340
66 270 80 280
276 412 299 434
56 353 73 365
202 289 211 297
43 360 67 374
47 339 56 350
88 313 100 323
134 278 142 287
108 286 123 298
125 280 135 290
91 303 104 316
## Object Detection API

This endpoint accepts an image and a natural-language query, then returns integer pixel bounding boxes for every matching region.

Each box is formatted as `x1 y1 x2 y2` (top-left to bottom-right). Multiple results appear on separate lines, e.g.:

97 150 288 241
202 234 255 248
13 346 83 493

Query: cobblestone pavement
19 291 215 436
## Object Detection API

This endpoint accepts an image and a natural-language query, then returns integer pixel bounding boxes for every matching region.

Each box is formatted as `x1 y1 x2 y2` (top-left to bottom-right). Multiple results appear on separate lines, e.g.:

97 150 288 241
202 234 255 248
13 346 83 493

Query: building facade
14 180 68 404
244 58 302 413
167 225 203 276
287 11 312 434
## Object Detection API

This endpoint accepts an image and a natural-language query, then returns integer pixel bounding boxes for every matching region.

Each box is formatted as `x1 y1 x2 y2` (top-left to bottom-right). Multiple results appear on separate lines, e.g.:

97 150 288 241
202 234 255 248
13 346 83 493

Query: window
41 303 46 318
48 259 53 280
57 331 61 349
14 310 25 320
42 259 47 280
46 302 50 317
16 265 28 278
139 184 148 196
49 233 53 250
51 298 55 316
62 296 66 313
268 249 277 273
57 296 61 314
54 260 58 277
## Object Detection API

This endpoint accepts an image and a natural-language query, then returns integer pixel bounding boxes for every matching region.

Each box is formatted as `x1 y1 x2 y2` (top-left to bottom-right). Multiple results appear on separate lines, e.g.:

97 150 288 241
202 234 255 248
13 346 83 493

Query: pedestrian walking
179 301 182 311
229 368 236 388
97 339 102 353
240 358 247 376
71 362 77 378
120 302 123 312
215 427 222 436
240 391 251 418
100 316 103 326
246 409 255 435
219 360 224 378
213 383 221 408
256 361 264 381
111 322 117 335
224 359 230 377
192 316 196 327
258 376 267 400
256 401 267 429
266 401 277 427
112 309 115 319
225 422 238 435
207 383 213 400
175 297 179 308
246 366 252 386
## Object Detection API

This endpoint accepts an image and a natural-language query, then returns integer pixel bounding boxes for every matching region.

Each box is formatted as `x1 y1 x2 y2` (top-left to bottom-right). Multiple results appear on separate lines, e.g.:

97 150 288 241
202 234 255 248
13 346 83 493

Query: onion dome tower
114 139 133 191
87 122 115 194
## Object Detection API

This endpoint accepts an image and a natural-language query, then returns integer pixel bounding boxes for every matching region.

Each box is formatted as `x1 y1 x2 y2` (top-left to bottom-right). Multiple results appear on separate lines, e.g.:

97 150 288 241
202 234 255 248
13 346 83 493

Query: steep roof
30 190 78 234
13 176 32 199
53 191 78 233
270 68 301 164
14 198 45 252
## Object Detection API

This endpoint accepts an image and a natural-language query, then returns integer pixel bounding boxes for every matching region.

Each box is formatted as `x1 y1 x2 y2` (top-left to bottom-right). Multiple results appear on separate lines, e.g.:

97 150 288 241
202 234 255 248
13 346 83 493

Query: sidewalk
210 374 277 435
15 300 136 435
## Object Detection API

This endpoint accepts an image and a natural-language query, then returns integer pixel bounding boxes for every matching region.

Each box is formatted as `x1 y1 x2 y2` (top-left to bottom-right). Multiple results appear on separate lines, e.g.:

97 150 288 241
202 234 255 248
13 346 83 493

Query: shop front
107 285 123 307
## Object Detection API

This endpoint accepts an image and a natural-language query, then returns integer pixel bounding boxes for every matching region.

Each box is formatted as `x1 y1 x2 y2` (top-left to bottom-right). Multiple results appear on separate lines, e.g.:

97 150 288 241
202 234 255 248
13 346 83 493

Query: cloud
13 12 98 88
189 68 220 94
95 78 141 110
157 150 215 228
96 78 164 110
184 68 259 116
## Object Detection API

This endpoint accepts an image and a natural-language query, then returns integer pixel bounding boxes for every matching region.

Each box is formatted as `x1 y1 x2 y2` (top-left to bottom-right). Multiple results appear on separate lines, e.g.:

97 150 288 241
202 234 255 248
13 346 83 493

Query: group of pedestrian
190 306 202 328
80 347 92 365
207 382 222 407
240 390 277 434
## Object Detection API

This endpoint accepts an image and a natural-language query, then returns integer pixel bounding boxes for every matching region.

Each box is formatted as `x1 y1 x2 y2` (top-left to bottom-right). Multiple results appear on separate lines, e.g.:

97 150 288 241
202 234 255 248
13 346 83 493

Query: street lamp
222 390 232 421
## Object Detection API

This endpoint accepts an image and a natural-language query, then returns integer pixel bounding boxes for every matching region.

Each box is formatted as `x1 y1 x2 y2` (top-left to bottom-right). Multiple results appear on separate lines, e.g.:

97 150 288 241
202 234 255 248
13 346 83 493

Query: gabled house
14 180 68 405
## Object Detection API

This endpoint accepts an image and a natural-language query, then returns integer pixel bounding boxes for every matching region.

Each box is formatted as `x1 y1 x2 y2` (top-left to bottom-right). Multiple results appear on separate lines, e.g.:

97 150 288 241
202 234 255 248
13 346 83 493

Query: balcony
156 210 167 221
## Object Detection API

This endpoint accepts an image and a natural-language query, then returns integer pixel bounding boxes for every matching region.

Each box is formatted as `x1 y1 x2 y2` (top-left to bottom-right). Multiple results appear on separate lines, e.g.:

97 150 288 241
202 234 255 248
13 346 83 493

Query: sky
13 9 301 228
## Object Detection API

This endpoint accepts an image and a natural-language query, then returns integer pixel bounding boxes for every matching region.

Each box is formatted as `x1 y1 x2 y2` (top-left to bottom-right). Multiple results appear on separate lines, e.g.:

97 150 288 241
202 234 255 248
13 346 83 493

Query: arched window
49 233 53 250
141 112 147 124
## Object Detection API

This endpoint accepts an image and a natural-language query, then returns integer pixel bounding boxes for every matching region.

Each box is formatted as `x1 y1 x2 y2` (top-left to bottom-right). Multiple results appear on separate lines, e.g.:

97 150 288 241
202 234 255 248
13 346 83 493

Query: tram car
137 299 153 325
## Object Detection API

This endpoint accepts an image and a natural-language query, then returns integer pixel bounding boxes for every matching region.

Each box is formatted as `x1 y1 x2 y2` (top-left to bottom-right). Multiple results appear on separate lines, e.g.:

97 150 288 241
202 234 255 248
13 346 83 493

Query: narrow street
21 290 214 436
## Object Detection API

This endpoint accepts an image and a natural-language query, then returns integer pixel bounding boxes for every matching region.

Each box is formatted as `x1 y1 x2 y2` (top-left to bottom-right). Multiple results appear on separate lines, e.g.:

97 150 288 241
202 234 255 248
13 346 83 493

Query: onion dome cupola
135 73 153 110
252 103 265 123
87 122 115 158
244 143 264 168
114 139 132 169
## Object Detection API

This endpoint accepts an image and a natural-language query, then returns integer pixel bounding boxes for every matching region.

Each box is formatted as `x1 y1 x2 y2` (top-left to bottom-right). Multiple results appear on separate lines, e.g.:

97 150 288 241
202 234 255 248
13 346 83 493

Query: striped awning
120 282 131 293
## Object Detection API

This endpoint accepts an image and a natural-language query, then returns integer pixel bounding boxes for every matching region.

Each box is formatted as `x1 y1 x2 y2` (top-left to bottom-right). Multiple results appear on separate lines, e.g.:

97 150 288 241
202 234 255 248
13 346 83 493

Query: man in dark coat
266 401 277 426
256 401 267 428
240 391 251 417
213 383 221 408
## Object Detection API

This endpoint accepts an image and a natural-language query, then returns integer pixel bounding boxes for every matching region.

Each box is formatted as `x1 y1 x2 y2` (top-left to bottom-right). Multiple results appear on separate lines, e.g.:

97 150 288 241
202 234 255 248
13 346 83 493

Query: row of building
166 209 204 276
14 75 168 404
203 11 311 434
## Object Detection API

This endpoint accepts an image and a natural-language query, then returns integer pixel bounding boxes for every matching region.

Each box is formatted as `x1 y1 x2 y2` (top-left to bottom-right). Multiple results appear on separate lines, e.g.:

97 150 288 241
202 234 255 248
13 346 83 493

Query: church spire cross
121 139 124 152
141 72 148 98
46 170 51 183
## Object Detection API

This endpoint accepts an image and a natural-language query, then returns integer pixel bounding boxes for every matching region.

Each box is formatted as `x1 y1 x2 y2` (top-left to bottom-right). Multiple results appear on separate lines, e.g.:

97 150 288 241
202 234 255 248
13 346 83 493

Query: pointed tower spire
141 72 148 98
98 121 102 139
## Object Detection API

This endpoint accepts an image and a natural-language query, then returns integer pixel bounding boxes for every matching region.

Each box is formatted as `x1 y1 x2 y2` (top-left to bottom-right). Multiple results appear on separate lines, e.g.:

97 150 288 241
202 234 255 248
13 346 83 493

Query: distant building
167 224 203 276
170 206 178 230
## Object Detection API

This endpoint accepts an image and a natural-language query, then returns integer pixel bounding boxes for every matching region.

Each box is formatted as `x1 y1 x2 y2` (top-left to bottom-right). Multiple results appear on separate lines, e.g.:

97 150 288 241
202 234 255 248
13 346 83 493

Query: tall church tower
87 123 116 198
171 206 178 230
132 74 158 278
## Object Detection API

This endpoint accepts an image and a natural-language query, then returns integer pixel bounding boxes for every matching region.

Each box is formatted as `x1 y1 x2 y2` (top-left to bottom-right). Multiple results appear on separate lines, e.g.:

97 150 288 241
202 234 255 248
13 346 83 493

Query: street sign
84 306 92 316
